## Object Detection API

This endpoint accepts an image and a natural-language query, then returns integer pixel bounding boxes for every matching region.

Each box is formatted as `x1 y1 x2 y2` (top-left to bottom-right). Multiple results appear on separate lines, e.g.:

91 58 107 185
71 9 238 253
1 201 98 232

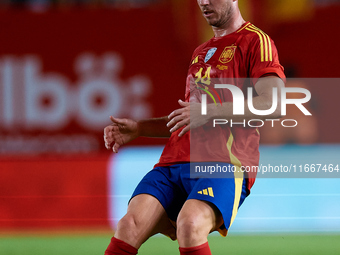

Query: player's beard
206 4 233 29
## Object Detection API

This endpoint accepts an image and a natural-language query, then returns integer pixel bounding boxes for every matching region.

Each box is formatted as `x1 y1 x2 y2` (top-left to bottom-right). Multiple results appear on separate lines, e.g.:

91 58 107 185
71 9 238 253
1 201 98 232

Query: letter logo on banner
0 52 152 131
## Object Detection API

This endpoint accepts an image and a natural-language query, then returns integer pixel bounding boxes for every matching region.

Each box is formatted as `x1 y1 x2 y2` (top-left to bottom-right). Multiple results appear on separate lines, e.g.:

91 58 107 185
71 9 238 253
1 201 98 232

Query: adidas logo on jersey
197 187 214 197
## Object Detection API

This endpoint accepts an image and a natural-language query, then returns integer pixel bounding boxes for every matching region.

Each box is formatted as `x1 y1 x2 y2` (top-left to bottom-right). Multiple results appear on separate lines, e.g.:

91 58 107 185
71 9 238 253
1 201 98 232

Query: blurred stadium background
0 0 340 254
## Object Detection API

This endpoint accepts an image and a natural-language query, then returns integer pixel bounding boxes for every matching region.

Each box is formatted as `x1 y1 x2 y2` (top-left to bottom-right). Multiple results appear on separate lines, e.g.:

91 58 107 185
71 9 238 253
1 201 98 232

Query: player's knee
116 214 139 238
176 214 209 243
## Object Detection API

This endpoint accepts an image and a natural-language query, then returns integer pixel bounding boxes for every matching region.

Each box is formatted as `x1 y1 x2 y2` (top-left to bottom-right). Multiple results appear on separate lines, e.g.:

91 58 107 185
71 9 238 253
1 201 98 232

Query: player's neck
212 11 245 38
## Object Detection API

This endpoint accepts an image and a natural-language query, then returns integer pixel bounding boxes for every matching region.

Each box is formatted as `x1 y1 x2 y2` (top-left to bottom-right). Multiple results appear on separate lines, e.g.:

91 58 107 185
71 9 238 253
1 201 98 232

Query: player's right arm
104 116 171 153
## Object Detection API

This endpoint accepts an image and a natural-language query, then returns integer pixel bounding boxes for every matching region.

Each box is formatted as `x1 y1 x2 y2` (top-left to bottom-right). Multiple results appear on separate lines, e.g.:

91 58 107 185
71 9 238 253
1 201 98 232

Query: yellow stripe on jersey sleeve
245 27 264 62
249 25 273 62
246 25 273 62
250 25 269 61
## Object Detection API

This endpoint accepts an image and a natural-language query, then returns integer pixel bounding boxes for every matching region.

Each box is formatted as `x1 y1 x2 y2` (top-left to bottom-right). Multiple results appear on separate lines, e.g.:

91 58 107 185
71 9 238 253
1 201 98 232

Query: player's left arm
237 75 284 119
168 76 284 137
211 75 285 121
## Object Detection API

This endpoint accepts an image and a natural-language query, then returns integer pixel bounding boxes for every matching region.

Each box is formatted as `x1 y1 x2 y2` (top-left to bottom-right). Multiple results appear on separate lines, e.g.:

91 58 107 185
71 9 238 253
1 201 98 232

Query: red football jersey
155 22 285 191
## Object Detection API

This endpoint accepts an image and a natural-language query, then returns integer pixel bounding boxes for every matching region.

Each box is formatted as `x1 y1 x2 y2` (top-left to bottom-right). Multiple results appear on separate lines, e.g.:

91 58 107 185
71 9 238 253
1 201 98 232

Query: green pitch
0 233 339 255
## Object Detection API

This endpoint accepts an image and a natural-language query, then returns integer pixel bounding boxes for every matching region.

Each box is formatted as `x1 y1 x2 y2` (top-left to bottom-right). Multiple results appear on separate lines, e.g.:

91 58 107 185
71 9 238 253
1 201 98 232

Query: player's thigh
116 194 175 242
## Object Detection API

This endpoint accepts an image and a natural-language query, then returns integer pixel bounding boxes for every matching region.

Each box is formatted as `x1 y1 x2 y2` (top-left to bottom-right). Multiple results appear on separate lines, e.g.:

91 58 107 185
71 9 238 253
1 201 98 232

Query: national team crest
204 48 217 63
219 46 237 64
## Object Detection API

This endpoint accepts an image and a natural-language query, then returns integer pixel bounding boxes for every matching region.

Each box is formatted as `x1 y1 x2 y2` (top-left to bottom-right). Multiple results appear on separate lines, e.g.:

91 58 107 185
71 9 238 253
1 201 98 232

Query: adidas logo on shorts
197 187 214 197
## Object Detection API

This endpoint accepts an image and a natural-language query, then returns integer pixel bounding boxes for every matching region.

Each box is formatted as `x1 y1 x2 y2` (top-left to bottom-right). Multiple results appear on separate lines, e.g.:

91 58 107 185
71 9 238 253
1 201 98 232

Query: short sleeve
248 34 286 85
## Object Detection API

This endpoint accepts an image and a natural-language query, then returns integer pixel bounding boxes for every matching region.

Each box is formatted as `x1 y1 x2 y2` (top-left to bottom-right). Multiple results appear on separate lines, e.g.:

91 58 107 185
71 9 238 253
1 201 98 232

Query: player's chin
206 19 219 27
204 17 214 24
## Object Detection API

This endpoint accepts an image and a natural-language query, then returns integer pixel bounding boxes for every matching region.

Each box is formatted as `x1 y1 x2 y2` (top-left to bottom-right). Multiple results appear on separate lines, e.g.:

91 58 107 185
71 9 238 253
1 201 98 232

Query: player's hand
104 116 139 153
167 99 208 137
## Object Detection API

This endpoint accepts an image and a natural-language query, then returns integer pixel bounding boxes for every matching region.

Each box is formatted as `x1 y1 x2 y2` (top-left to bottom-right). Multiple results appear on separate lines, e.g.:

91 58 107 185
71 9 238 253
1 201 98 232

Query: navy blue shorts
131 163 249 235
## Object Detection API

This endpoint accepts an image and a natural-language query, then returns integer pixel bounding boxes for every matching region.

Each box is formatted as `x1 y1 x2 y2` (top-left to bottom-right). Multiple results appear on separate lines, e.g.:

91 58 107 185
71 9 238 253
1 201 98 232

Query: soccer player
103 0 285 254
